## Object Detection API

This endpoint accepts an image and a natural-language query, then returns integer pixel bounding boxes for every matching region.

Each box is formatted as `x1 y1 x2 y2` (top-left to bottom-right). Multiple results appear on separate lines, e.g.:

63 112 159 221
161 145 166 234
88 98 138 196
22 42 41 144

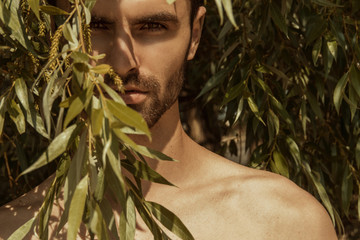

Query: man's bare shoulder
196 149 337 239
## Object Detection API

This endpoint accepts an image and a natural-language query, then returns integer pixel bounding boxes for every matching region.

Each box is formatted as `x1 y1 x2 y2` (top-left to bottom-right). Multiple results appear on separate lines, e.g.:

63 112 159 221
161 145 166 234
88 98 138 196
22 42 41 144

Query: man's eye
90 20 108 30
140 22 166 31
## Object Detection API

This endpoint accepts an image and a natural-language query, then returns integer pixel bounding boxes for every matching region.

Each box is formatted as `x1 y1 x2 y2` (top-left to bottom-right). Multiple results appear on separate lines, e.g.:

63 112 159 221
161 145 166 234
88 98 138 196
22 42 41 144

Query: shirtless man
0 0 337 239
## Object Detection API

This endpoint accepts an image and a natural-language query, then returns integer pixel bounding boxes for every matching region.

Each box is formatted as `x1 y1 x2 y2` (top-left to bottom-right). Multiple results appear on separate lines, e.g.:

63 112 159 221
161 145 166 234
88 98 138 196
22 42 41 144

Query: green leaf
7 217 36 240
64 86 93 129
214 0 224 25
311 0 343 7
247 97 265 125
98 81 126 105
312 37 322 66
221 0 238 28
341 164 353 216
269 2 288 37
8 99 26 134
67 175 88 240
15 78 49 139
270 150 289 178
306 91 324 120
221 82 244 106
27 0 41 20
120 193 136 240
91 108 104 136
106 99 150 138
0 96 7 136
145 201 195 240
91 64 112 74
333 71 349 114
349 64 360 99
40 5 70 15
355 138 360 169
327 40 338 60
122 159 174 186
19 123 83 177
0 0 36 53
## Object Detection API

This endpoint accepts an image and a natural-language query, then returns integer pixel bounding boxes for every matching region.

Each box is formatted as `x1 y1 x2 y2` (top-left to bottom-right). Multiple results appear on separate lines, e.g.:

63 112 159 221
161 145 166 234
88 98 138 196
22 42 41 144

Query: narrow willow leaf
99 198 120 240
8 100 26 134
15 78 49 139
312 0 343 7
89 203 110 240
91 108 104 136
166 0 176 4
120 194 136 240
221 82 244 106
306 91 324 120
247 97 265 125
106 99 150 137
40 5 70 15
63 93 85 129
269 2 288 37
0 96 6 135
128 184 162 239
214 0 224 25
356 138 360 169
7 217 36 240
98 81 126 105
333 71 349 114
341 164 353 216
327 40 338 60
270 96 295 133
27 0 41 20
303 161 335 223
350 64 360 98
67 175 88 240
0 0 35 53
348 84 358 121
221 0 238 28
285 137 301 166
19 123 82 177
145 201 195 240
270 151 289 178
122 159 174 186
312 37 322 66
91 64 112 74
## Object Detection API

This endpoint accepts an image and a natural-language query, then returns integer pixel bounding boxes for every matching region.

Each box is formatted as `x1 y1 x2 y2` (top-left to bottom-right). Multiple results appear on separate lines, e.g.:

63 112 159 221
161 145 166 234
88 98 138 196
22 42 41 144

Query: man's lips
120 86 148 105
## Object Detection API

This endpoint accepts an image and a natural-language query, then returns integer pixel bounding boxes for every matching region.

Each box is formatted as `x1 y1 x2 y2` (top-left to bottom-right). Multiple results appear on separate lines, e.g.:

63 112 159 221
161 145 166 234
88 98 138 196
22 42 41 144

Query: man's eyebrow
130 12 179 25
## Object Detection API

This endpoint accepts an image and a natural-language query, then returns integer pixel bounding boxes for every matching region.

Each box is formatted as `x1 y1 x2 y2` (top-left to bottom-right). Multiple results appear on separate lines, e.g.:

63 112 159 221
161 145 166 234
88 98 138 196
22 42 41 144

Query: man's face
90 0 203 128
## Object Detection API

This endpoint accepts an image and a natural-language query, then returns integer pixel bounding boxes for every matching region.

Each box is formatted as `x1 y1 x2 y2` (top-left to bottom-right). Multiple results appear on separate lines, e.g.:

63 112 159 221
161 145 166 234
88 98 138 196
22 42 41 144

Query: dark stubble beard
121 64 185 128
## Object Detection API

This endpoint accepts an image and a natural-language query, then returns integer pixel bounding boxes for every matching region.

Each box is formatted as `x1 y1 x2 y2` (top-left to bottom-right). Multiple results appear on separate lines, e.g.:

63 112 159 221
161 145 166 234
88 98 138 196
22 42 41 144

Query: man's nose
108 30 139 77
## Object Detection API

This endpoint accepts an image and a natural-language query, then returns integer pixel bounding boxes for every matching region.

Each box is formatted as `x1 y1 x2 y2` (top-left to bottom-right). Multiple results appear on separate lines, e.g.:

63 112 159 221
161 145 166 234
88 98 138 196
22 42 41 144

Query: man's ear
187 6 206 61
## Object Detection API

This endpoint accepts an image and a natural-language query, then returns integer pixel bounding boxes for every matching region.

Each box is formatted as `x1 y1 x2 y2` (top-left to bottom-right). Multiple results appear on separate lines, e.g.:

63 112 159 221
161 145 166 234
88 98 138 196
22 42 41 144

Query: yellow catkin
20 0 30 32
28 52 40 74
84 24 92 53
108 68 123 92
38 18 46 37
46 25 64 81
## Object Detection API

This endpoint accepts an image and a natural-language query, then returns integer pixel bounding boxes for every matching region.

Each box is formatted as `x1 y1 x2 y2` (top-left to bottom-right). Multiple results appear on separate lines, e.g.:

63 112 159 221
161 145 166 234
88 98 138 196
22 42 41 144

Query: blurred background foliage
182 0 360 239
1 0 360 239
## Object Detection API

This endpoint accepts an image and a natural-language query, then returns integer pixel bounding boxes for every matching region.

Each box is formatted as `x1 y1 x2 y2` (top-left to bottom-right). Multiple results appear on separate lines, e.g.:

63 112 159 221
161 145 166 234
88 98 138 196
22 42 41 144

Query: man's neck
130 101 197 187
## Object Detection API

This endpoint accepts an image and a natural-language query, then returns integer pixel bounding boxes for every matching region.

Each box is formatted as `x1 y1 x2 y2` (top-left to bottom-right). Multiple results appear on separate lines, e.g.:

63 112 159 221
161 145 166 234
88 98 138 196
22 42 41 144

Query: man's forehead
91 0 190 20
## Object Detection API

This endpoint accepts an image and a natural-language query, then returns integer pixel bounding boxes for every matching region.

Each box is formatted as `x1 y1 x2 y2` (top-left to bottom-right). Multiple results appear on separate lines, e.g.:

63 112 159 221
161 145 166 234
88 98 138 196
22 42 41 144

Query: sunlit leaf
0 96 7 136
27 0 40 20
270 150 289 178
7 217 36 240
67 175 88 240
106 99 150 138
145 201 195 240
18 123 83 177
40 5 70 15
333 71 349 114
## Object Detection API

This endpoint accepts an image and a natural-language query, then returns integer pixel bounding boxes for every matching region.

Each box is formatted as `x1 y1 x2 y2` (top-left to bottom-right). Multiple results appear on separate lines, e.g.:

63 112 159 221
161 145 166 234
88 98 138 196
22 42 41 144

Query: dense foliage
1 0 195 239
186 0 359 238
1 0 359 239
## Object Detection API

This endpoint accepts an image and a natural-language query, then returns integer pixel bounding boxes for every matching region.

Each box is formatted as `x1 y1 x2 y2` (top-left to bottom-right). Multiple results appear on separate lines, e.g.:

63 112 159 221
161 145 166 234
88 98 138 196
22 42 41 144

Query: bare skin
0 0 337 239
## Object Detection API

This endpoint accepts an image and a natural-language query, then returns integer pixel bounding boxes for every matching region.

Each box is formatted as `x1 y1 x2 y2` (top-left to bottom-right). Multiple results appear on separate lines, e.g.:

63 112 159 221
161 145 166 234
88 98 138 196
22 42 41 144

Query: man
0 0 337 239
